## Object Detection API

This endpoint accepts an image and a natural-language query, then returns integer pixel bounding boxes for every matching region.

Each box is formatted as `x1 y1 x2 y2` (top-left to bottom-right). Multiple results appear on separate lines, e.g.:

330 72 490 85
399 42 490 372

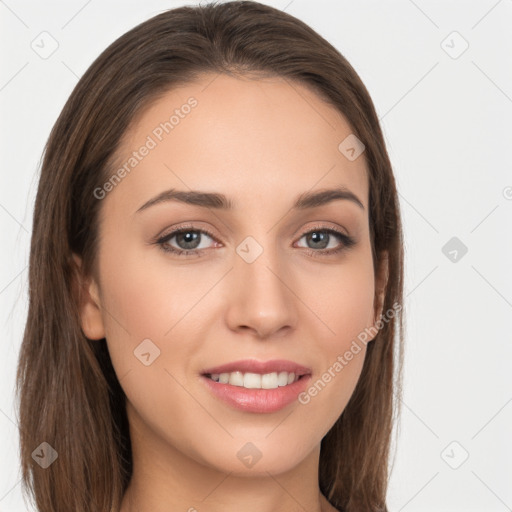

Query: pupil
309 231 328 249
177 231 200 249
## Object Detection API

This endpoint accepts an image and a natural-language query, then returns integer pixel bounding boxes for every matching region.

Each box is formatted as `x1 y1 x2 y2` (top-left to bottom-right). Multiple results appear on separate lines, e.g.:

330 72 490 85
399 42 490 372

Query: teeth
229 371 244 387
208 370 299 389
277 371 288 386
261 372 278 389
244 372 261 388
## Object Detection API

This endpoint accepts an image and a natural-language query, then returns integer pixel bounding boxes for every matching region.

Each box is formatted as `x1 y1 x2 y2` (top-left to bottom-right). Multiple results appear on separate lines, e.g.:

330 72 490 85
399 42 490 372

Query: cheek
300 252 376 346
98 243 209 341
94 240 172 373
295 256 374 423
95 241 232 397
95 246 214 434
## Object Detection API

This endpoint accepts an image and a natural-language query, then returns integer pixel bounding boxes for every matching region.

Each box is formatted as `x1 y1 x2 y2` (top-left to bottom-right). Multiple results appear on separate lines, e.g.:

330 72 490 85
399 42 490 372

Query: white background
1 1 511 510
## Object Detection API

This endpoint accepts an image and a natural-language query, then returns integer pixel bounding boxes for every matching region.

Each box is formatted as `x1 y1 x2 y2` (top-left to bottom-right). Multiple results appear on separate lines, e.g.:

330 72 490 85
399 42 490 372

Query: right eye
156 227 219 256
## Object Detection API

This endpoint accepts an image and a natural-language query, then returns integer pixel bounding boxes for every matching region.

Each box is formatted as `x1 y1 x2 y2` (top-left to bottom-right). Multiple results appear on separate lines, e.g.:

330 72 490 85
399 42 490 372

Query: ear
370 250 389 338
72 253 105 340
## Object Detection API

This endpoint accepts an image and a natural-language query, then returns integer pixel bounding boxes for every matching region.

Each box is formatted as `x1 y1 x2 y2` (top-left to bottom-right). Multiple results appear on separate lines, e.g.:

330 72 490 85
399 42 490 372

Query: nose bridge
225 234 298 337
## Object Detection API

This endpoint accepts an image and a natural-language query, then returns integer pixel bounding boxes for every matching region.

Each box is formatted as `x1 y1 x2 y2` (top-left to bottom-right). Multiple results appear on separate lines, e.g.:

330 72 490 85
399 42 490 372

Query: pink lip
201 374 312 413
200 359 313 414
201 358 312 376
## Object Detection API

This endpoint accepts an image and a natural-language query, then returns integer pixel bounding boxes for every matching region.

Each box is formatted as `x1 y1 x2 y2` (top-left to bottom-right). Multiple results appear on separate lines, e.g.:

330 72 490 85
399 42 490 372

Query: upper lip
201 359 312 376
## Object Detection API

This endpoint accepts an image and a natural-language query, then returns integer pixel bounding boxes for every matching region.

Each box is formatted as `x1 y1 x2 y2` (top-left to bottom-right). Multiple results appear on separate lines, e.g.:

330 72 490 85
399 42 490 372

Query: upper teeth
209 371 299 389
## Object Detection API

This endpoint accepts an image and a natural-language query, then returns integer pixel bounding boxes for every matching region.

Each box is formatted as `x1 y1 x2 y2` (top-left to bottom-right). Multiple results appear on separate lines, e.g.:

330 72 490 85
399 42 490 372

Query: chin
194 438 313 477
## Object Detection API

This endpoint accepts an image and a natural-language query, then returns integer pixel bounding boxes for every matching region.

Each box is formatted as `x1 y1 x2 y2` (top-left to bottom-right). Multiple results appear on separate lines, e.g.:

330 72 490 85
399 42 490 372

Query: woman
16 2 405 511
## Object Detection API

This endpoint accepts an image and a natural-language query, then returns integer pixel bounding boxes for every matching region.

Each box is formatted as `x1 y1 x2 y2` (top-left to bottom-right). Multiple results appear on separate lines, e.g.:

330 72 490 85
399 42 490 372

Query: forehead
107 73 369 214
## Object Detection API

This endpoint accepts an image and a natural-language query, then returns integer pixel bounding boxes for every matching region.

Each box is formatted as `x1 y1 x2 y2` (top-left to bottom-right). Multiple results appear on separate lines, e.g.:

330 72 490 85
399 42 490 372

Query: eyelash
155 224 356 258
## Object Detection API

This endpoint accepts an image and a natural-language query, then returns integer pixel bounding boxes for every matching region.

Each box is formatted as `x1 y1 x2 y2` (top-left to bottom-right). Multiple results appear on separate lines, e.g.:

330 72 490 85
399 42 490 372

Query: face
78 73 387 476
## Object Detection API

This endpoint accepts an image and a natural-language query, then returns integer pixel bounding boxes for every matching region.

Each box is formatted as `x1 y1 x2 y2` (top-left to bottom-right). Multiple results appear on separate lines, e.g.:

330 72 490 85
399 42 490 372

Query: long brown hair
16 2 405 511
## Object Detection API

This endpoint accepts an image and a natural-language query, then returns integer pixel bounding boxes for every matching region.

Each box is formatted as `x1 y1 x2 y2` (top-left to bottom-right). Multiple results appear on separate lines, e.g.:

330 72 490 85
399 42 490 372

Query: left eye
296 229 346 251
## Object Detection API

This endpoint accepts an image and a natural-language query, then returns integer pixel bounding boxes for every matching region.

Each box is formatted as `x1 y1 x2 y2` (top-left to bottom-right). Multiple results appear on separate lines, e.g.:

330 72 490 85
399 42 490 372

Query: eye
295 226 356 257
156 226 218 257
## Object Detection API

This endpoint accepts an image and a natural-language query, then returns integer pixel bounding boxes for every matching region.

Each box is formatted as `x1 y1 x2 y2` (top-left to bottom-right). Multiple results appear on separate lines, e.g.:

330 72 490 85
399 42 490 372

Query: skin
75 73 388 512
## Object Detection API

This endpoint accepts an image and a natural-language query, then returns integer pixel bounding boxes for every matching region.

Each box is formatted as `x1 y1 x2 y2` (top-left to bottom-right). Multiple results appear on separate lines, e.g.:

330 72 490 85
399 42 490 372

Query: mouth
200 359 312 413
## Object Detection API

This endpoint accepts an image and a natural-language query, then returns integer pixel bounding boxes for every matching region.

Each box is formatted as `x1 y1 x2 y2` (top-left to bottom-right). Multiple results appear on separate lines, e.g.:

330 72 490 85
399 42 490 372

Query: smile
200 359 312 413
206 370 301 389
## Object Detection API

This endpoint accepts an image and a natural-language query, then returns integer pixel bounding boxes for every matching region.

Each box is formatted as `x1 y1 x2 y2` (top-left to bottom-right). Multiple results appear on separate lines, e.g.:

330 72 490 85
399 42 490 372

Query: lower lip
200 374 312 413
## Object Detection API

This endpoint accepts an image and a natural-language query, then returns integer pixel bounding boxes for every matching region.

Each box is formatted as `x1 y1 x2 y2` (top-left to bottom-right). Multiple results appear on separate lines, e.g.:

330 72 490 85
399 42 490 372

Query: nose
224 243 299 339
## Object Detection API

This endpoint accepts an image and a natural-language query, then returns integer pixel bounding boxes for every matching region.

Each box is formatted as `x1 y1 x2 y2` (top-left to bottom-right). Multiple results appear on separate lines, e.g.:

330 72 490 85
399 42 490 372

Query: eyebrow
135 186 365 214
